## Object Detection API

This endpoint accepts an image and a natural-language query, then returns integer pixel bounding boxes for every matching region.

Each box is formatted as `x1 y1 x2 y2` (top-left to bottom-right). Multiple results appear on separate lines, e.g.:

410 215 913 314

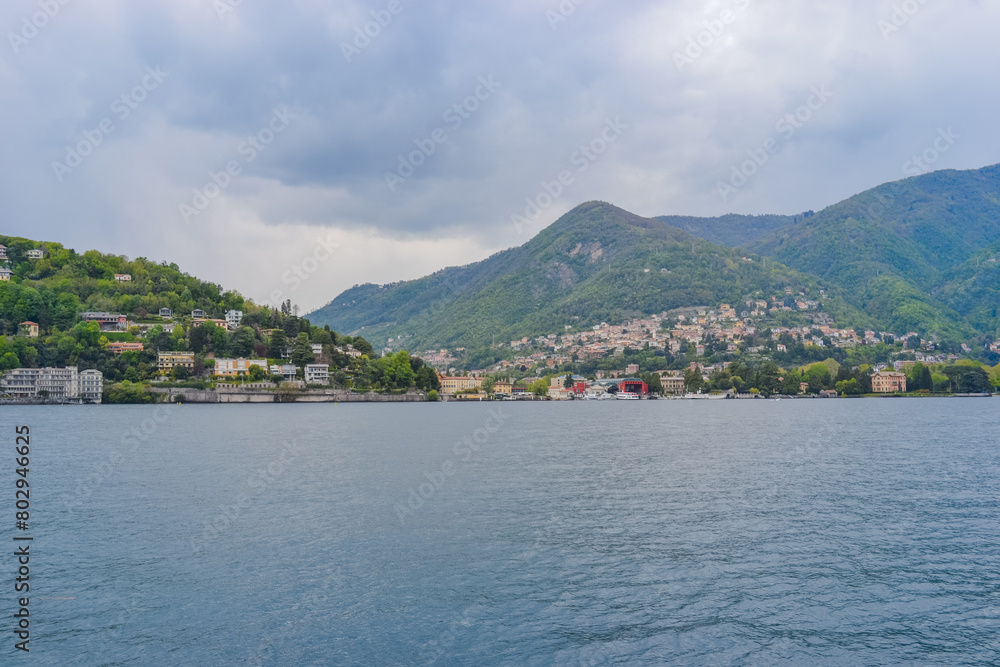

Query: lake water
5 399 1000 665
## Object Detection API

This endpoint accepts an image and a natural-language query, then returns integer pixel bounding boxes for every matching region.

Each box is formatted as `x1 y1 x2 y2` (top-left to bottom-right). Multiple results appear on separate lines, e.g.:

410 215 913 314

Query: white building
225 310 243 330
0 367 93 401
79 369 104 403
159 307 173 318
305 364 329 385
269 364 298 381
26 249 43 259
281 343 323 359
114 274 132 282
0 244 6 258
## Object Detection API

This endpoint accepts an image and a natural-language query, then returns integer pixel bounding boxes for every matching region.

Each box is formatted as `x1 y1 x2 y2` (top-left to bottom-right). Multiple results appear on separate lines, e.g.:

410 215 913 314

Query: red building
619 378 648 396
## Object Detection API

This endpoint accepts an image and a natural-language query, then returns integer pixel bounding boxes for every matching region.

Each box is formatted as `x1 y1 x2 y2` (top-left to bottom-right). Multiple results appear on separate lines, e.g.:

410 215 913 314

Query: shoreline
1 391 993 406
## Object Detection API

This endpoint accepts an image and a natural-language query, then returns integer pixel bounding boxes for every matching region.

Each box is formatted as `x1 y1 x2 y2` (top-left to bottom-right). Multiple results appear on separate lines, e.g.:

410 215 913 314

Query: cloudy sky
1 0 996 312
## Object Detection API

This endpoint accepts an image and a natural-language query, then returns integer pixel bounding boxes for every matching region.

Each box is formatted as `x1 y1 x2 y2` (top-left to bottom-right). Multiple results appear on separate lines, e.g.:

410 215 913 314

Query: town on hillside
420 295 999 399
0 242 996 402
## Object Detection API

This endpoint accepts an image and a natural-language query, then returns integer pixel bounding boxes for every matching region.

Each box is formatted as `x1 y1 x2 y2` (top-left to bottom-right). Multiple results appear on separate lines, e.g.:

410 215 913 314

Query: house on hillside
0 267 11 281
114 274 132 282
872 371 906 393
159 307 173 318
19 321 39 338
225 310 243 330
26 249 43 259
80 312 128 331
305 364 329 384
157 352 195 374
108 341 144 354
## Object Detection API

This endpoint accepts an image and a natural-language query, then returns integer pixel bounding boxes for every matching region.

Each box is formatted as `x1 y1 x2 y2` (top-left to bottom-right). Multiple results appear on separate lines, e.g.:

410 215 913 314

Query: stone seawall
149 387 427 403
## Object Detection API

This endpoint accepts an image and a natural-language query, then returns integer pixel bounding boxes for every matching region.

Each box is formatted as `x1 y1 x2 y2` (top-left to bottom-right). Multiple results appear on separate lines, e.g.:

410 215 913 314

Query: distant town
3 283 993 403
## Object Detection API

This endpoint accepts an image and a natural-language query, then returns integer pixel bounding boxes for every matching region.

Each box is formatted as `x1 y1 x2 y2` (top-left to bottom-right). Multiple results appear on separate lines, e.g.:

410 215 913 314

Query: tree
482 376 496 394
248 364 266 382
0 351 20 370
683 367 703 393
211 326 229 356
415 366 441 392
804 364 832 393
291 332 315 366
836 378 862 395
908 362 932 391
352 336 374 358
189 324 210 353
268 328 287 359
958 367 992 393
230 326 256 357
369 350 416 390
529 378 549 397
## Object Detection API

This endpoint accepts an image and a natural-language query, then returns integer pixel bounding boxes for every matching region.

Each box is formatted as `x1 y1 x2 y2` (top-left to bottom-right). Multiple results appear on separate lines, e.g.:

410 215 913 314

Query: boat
616 392 639 400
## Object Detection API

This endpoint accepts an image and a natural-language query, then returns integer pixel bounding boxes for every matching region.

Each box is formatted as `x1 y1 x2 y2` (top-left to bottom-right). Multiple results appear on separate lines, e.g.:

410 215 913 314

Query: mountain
309 163 1000 351
308 202 860 351
745 164 1000 340
656 213 803 247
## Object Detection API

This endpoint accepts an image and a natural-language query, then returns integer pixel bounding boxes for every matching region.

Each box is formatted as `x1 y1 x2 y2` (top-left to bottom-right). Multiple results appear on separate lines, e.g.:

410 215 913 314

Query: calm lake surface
5 399 1000 665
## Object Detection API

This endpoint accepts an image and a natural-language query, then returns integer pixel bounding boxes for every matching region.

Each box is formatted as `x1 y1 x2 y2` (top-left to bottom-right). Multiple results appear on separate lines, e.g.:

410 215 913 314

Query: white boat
616 392 640 400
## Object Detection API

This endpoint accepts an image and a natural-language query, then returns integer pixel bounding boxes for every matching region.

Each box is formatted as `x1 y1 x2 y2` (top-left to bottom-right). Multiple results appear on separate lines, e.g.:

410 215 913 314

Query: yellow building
19 321 39 338
438 375 483 395
493 380 513 395
214 358 269 377
872 371 907 393
158 351 195 374
656 371 685 394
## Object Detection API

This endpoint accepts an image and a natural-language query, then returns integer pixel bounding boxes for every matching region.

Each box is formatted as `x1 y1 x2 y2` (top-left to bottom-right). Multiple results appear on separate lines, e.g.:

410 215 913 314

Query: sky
1 0 997 313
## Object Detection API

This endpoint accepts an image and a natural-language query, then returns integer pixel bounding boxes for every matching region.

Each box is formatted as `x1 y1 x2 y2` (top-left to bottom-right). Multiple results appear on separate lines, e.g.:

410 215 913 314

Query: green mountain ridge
745 164 1000 340
309 163 1000 351
309 203 863 351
